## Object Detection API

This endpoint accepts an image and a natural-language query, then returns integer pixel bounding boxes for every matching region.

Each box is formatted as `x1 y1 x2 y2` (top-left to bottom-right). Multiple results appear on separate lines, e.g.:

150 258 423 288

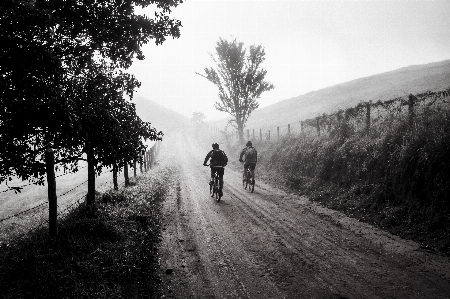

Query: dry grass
0 165 174 298
225 106 450 256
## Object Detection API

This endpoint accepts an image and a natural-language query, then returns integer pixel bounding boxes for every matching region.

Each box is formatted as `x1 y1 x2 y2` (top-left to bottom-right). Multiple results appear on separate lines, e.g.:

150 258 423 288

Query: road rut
158 131 450 299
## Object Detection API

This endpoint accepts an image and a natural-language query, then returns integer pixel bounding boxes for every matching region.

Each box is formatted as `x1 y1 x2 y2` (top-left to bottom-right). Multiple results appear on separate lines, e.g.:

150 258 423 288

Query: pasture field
0 162 129 242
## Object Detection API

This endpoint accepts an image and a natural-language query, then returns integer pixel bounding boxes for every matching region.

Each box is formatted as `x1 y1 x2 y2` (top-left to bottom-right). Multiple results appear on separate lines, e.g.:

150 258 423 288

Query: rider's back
242 147 257 163
209 149 228 167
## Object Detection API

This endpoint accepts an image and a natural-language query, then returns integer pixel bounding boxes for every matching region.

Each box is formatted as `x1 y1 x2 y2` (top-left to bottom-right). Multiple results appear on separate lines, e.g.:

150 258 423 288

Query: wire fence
0 141 161 243
221 88 450 142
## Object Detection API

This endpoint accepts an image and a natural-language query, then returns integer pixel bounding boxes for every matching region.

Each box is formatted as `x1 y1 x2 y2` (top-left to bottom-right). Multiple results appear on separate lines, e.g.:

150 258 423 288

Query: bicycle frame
242 165 254 193
206 164 222 201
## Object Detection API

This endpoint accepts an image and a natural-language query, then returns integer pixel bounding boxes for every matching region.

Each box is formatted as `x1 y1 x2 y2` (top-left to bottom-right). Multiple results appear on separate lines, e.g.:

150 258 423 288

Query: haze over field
136 59 450 133
130 0 450 122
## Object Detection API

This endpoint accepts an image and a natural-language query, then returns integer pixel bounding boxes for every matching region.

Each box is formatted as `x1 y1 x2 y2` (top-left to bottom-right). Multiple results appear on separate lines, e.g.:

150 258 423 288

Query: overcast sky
129 0 450 121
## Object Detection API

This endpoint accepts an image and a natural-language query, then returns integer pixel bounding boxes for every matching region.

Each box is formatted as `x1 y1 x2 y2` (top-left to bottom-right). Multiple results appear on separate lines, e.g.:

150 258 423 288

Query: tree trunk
236 118 244 143
86 139 96 206
124 159 130 187
45 147 58 237
113 162 118 191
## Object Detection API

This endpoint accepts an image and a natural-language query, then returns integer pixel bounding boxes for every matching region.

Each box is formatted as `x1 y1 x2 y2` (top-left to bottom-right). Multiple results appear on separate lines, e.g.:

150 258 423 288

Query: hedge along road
157 129 450 299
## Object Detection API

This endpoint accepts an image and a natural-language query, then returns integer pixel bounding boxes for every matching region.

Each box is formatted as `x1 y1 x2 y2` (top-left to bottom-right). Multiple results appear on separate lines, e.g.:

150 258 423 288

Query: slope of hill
232 59 450 131
133 94 191 134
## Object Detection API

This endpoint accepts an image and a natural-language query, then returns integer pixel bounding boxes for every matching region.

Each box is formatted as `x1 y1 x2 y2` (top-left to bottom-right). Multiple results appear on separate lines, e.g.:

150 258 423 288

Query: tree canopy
0 0 181 186
197 37 274 142
192 112 207 124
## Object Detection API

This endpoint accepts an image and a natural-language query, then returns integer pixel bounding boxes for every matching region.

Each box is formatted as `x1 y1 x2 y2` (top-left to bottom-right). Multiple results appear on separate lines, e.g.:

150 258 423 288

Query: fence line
0 140 162 241
0 165 88 194
0 201 48 223
222 88 450 142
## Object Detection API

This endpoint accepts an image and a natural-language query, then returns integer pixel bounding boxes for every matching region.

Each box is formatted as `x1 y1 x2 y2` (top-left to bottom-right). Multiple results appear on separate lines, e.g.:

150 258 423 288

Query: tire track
159 130 450 299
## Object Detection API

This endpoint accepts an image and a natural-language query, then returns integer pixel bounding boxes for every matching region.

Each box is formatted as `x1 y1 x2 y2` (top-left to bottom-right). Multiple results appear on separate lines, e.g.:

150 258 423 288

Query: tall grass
229 106 450 254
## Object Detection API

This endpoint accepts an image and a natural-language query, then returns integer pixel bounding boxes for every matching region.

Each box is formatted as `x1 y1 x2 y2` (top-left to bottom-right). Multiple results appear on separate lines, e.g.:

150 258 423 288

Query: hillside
133 94 191 135
212 59 450 131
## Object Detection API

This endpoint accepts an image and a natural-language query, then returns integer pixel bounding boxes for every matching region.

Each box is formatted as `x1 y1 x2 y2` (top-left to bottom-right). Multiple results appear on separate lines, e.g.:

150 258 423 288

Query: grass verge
0 167 173 298
223 107 450 256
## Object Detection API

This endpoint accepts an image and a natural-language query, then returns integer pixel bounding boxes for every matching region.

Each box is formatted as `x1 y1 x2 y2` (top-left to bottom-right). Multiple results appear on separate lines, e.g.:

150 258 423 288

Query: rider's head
246 141 252 147
212 143 219 149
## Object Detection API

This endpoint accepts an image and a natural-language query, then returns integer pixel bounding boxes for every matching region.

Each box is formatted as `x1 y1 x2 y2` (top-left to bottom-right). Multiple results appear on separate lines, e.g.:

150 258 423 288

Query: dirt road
158 130 450 299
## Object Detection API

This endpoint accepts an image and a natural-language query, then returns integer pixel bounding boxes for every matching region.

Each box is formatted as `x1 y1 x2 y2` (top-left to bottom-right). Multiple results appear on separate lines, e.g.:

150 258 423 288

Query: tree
67 60 162 205
197 38 274 142
192 111 207 124
0 0 181 186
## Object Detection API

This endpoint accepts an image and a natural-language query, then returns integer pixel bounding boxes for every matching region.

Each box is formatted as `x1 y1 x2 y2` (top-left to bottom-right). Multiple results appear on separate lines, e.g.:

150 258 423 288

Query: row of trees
0 0 182 205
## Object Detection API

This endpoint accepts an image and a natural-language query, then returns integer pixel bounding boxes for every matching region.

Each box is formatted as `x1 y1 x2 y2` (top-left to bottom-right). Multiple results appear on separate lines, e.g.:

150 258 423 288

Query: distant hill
212 59 450 132
133 94 191 134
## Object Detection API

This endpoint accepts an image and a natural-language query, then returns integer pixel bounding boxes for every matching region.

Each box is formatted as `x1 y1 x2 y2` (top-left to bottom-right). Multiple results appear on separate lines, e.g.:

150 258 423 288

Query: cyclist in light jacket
239 141 257 184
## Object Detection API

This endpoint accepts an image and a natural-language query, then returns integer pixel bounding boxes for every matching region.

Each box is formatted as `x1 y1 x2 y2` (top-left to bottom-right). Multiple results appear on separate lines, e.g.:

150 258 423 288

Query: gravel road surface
158 130 450 299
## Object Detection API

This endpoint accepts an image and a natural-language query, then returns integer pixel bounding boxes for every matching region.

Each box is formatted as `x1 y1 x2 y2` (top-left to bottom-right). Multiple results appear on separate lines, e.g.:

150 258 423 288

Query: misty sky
129 0 450 121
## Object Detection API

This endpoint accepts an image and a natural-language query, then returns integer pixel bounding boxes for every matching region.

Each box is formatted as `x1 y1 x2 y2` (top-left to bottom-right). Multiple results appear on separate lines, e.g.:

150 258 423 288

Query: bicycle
242 165 254 193
205 164 222 201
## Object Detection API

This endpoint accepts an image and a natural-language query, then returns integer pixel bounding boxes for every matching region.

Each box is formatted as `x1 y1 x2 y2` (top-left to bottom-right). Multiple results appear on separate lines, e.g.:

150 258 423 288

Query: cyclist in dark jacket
239 141 257 184
203 143 228 196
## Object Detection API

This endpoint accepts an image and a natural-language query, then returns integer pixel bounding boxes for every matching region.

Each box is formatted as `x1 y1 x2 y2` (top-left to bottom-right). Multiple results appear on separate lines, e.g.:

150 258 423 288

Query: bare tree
197 38 274 142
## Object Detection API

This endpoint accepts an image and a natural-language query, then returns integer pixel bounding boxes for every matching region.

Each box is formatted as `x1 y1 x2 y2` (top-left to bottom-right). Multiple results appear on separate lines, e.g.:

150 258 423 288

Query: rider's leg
250 164 256 183
210 168 215 185
219 176 224 189
218 168 224 196
218 168 224 189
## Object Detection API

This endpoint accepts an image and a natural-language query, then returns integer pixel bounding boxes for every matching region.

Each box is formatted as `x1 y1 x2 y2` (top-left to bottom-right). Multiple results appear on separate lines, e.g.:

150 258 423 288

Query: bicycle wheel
210 184 214 197
242 172 248 189
215 178 221 201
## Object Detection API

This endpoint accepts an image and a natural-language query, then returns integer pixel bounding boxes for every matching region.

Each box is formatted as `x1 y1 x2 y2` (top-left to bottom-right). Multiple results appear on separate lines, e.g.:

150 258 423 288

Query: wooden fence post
45 147 57 237
288 124 291 137
143 151 147 172
316 117 320 137
408 94 416 127
150 149 153 168
150 147 154 168
268 130 271 141
300 121 304 133
366 101 371 134
277 126 280 140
